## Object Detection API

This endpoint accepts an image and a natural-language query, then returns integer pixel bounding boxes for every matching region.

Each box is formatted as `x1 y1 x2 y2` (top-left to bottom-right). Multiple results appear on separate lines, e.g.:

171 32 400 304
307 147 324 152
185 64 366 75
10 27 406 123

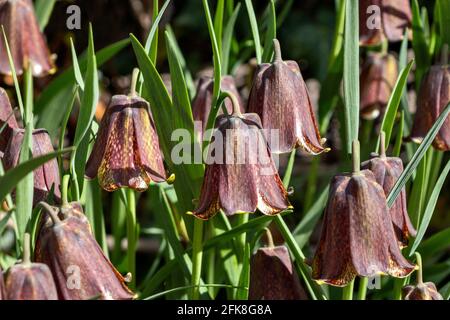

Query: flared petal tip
166 173 176 185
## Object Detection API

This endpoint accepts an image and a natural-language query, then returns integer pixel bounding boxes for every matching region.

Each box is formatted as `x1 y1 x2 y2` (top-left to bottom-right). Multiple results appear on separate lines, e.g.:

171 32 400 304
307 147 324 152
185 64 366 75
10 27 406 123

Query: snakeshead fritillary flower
411 63 450 151
247 39 327 154
0 87 18 157
85 94 167 192
191 92 291 219
192 75 244 137
249 243 307 300
35 202 135 300
4 234 58 300
360 53 398 119
0 0 56 76
361 132 416 247
359 0 412 46
2 128 60 204
311 141 415 287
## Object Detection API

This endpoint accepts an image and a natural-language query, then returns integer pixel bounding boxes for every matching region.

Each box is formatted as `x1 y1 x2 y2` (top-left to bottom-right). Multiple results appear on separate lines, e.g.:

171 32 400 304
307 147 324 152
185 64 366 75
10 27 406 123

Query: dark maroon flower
0 0 56 76
35 202 135 300
192 75 244 137
247 39 327 154
2 128 60 204
249 244 307 300
359 0 412 46
191 92 291 219
402 253 443 300
360 53 398 119
311 141 415 286
0 87 18 156
4 233 58 300
85 94 167 192
411 64 450 151
361 132 416 247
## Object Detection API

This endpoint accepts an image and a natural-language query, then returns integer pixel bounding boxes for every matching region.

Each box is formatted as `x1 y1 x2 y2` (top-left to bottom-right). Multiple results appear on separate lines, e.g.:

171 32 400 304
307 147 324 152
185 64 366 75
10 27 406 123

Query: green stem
61 175 70 206
357 277 368 300
22 233 31 265
342 279 354 300
352 140 360 174
191 218 204 300
126 188 137 289
415 252 423 284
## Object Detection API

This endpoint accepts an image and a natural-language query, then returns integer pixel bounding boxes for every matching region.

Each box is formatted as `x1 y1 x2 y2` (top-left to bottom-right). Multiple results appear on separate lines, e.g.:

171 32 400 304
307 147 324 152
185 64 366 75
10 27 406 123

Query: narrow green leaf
0 211 12 235
261 0 276 63
214 0 225 54
34 0 57 30
144 0 171 55
438 0 450 46
343 0 359 153
70 38 85 91
378 60 414 150
399 30 412 129
409 159 450 255
393 111 405 157
244 0 262 64
236 244 250 300
418 227 450 260
222 4 241 75
412 0 431 87
387 102 450 207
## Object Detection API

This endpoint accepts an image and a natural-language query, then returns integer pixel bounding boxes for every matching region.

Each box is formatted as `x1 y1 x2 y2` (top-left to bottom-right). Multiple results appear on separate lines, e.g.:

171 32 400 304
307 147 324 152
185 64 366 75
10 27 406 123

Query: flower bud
248 39 327 154
360 53 398 119
34 202 135 300
411 64 450 151
85 94 167 192
4 233 58 300
249 245 307 300
2 128 60 204
402 282 443 300
0 0 56 76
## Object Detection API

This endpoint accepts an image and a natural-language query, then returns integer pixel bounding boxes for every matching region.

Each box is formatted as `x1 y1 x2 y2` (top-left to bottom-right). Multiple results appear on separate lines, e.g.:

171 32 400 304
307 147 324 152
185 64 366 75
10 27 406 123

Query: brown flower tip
360 53 398 119
0 87 18 156
361 132 416 247
192 111 291 220
0 0 56 77
5 233 58 300
249 245 308 300
411 64 450 151
35 202 135 300
402 282 444 300
247 39 327 154
85 94 167 192
2 128 61 204
192 75 245 137
311 167 415 287
359 0 412 46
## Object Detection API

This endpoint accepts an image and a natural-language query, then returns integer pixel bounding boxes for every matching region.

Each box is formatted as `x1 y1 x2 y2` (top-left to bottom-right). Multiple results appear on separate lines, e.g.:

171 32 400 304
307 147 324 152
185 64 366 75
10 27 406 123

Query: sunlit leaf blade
378 60 414 150
214 0 225 54
409 159 450 255
70 38 85 91
244 0 262 64
34 0 57 30
144 0 171 54
343 0 359 153
387 102 450 207
222 4 241 75
261 0 276 63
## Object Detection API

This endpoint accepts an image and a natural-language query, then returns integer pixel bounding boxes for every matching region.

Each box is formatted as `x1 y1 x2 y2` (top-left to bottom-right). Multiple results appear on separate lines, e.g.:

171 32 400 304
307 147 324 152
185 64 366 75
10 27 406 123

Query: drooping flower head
360 53 398 119
2 128 60 204
86 70 167 192
35 202 135 300
247 39 328 154
0 0 56 76
4 233 58 300
191 91 291 219
361 131 416 246
359 0 412 46
311 140 415 286
411 61 450 151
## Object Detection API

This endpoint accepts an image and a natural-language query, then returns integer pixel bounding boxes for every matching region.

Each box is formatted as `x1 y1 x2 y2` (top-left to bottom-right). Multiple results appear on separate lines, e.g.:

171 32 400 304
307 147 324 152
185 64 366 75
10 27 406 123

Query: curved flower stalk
0 0 56 77
247 39 328 154
34 202 135 300
311 140 415 287
191 91 291 219
2 128 61 204
361 132 416 247
411 61 450 151
249 230 307 300
0 87 18 156
402 253 443 300
4 233 58 300
359 0 412 46
85 71 168 192
360 53 398 119
192 75 244 137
